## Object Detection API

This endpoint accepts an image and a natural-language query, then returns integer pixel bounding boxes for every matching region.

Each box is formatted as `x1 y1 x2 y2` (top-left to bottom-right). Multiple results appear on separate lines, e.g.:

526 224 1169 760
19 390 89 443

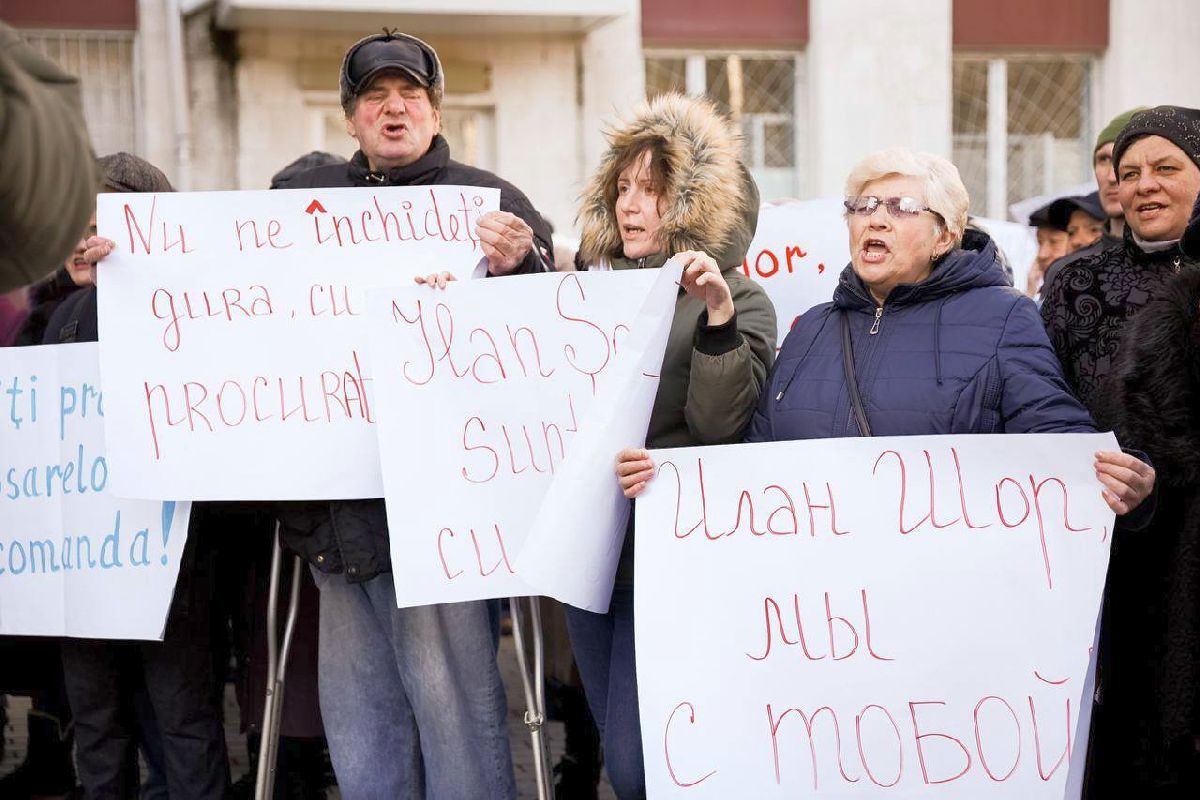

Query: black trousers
61 525 228 800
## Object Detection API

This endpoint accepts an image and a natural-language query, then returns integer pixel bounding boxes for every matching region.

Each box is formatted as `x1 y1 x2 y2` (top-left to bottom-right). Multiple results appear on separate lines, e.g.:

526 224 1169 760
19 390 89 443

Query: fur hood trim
577 93 748 266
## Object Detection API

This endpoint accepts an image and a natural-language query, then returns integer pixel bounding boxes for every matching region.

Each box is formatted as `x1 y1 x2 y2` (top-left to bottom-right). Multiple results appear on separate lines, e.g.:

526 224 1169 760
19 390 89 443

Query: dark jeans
565 581 645 800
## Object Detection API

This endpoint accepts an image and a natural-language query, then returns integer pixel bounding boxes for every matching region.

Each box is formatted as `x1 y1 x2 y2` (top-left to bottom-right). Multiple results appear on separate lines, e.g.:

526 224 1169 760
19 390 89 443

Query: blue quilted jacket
746 232 1097 442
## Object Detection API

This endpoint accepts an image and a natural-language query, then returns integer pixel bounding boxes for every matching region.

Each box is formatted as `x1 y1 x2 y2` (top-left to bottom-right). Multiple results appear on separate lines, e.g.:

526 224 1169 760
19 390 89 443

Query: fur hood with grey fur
577 93 757 268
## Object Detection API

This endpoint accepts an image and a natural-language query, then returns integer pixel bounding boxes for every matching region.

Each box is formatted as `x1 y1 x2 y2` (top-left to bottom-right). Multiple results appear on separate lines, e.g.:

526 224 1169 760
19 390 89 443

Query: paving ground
1 634 615 799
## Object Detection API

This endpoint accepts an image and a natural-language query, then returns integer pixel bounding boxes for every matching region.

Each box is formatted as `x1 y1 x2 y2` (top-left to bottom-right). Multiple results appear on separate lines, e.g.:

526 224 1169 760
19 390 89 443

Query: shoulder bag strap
840 311 873 437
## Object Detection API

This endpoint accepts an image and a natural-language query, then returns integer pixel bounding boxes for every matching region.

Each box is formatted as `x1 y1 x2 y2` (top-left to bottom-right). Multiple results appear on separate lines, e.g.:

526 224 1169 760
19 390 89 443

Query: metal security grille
20 29 138 157
953 55 1093 218
646 50 805 200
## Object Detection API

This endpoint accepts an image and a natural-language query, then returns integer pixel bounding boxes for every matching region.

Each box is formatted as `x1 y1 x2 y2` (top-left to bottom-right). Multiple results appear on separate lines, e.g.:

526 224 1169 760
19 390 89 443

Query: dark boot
553 685 602 800
0 710 77 798
277 737 328 800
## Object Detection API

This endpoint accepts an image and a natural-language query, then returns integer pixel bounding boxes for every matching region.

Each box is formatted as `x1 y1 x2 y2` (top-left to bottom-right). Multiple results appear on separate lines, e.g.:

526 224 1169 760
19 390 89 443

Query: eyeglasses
843 195 942 221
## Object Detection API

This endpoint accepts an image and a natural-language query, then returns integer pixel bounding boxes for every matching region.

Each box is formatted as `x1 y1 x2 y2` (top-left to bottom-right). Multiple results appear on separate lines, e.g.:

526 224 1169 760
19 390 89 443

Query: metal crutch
509 595 553 800
255 523 304 800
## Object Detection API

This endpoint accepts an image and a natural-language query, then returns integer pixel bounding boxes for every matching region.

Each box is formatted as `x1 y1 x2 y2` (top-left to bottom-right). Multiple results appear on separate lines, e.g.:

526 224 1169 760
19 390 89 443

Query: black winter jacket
275 135 552 583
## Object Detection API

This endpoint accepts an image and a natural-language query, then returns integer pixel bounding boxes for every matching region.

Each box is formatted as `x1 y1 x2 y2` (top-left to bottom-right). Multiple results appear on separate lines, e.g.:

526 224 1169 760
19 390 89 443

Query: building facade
4 0 1200 226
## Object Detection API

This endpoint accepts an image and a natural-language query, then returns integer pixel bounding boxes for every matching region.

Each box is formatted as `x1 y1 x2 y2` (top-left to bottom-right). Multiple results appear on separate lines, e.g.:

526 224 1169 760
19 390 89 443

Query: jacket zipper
869 306 884 335
1174 255 1182 273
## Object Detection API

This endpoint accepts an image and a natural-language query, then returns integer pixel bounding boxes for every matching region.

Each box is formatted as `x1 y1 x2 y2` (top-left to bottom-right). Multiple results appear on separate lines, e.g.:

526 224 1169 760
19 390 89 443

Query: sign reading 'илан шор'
636 433 1116 799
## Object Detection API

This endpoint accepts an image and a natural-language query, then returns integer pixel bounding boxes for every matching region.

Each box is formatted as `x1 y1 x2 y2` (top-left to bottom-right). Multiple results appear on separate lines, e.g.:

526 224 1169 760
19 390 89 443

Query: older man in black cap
269 31 554 799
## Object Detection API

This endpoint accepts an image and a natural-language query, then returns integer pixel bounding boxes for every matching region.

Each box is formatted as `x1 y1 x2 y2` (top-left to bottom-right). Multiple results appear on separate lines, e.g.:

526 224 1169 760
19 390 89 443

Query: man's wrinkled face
1035 226 1069 271
1066 209 1104 252
345 72 440 171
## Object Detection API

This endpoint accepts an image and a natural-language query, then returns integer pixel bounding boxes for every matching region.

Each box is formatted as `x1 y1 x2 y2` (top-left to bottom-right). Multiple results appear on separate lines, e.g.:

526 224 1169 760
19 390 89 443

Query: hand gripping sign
635 433 1116 799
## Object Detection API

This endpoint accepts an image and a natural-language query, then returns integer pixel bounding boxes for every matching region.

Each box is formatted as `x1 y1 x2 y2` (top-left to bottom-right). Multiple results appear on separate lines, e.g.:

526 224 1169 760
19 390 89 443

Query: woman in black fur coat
1043 106 1200 795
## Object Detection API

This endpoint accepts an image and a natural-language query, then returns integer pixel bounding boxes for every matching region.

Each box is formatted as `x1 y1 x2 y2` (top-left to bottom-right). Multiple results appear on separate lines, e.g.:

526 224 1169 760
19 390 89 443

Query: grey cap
97 152 174 193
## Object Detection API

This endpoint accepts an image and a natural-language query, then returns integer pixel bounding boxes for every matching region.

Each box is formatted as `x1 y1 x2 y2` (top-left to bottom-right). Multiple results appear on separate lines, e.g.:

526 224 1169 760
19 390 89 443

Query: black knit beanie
1112 105 1200 173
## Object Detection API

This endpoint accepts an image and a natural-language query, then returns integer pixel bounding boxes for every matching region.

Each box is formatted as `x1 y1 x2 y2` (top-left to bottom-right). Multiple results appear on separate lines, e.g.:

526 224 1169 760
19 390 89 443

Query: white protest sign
741 201 1037 346
636 433 1116 799
96 185 499 499
0 343 190 640
366 264 680 608
739 199 846 345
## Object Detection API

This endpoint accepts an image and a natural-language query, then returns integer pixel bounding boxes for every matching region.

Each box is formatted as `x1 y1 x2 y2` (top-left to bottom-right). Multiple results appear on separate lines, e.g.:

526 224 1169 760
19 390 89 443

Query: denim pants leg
315 570 423 800
372 578 516 800
315 571 516 800
566 581 645 800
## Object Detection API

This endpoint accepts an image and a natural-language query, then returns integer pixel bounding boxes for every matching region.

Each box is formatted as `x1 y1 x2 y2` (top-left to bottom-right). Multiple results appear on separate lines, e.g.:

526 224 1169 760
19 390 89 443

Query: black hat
339 30 443 112
1028 201 1063 230
270 151 347 189
1112 105 1200 173
1048 191 1106 228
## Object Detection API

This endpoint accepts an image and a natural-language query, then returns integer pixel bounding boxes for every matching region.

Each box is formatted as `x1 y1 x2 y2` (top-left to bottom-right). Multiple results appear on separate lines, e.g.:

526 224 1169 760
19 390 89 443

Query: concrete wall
581 10 645 195
186 9 239 190
1101 0 1200 124
806 0 953 197
137 0 178 183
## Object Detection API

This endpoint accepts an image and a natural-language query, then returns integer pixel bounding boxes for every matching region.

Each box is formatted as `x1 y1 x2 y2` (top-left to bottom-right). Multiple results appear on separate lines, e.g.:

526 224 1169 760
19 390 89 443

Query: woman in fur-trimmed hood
567 93 777 799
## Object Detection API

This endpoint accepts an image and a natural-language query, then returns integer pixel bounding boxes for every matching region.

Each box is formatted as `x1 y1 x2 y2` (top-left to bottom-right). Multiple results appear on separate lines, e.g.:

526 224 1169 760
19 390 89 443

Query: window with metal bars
952 55 1094 218
645 50 805 200
19 29 138 158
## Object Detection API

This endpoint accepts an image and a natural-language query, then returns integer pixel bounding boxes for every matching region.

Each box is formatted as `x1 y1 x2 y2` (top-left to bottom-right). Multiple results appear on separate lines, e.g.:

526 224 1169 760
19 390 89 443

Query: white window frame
644 48 807 198
954 52 1096 218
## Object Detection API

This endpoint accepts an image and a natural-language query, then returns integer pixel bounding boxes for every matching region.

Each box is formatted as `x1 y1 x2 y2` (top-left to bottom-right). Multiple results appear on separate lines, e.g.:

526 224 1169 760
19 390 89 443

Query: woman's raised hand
616 447 657 499
677 250 735 326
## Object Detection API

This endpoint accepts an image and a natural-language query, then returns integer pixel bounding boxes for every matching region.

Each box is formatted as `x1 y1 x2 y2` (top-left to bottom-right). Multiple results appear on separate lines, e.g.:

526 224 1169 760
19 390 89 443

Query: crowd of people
2 21 1199 800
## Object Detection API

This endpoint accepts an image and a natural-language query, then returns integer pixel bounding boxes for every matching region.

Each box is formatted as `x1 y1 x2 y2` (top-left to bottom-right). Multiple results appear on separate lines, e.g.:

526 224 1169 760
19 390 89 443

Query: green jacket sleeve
0 23 98 292
683 271 777 444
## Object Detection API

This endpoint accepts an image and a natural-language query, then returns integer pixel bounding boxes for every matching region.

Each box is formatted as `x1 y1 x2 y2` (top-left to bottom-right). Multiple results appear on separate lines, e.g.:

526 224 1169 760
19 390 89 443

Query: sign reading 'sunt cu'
0 343 190 640
96 186 498 499
635 433 1117 799
366 266 680 609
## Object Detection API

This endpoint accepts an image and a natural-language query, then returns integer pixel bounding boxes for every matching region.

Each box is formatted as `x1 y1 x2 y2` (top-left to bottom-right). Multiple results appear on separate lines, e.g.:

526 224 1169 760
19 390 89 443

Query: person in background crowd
0 22 98 291
1024 200 1069 297
0 289 27 347
575 92 777 799
1042 105 1200 797
46 152 231 800
14 214 97 346
1050 190 1107 253
1040 106 1147 296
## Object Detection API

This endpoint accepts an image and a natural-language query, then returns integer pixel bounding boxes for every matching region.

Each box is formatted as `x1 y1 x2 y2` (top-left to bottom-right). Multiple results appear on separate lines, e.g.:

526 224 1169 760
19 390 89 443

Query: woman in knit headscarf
1042 105 1200 796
